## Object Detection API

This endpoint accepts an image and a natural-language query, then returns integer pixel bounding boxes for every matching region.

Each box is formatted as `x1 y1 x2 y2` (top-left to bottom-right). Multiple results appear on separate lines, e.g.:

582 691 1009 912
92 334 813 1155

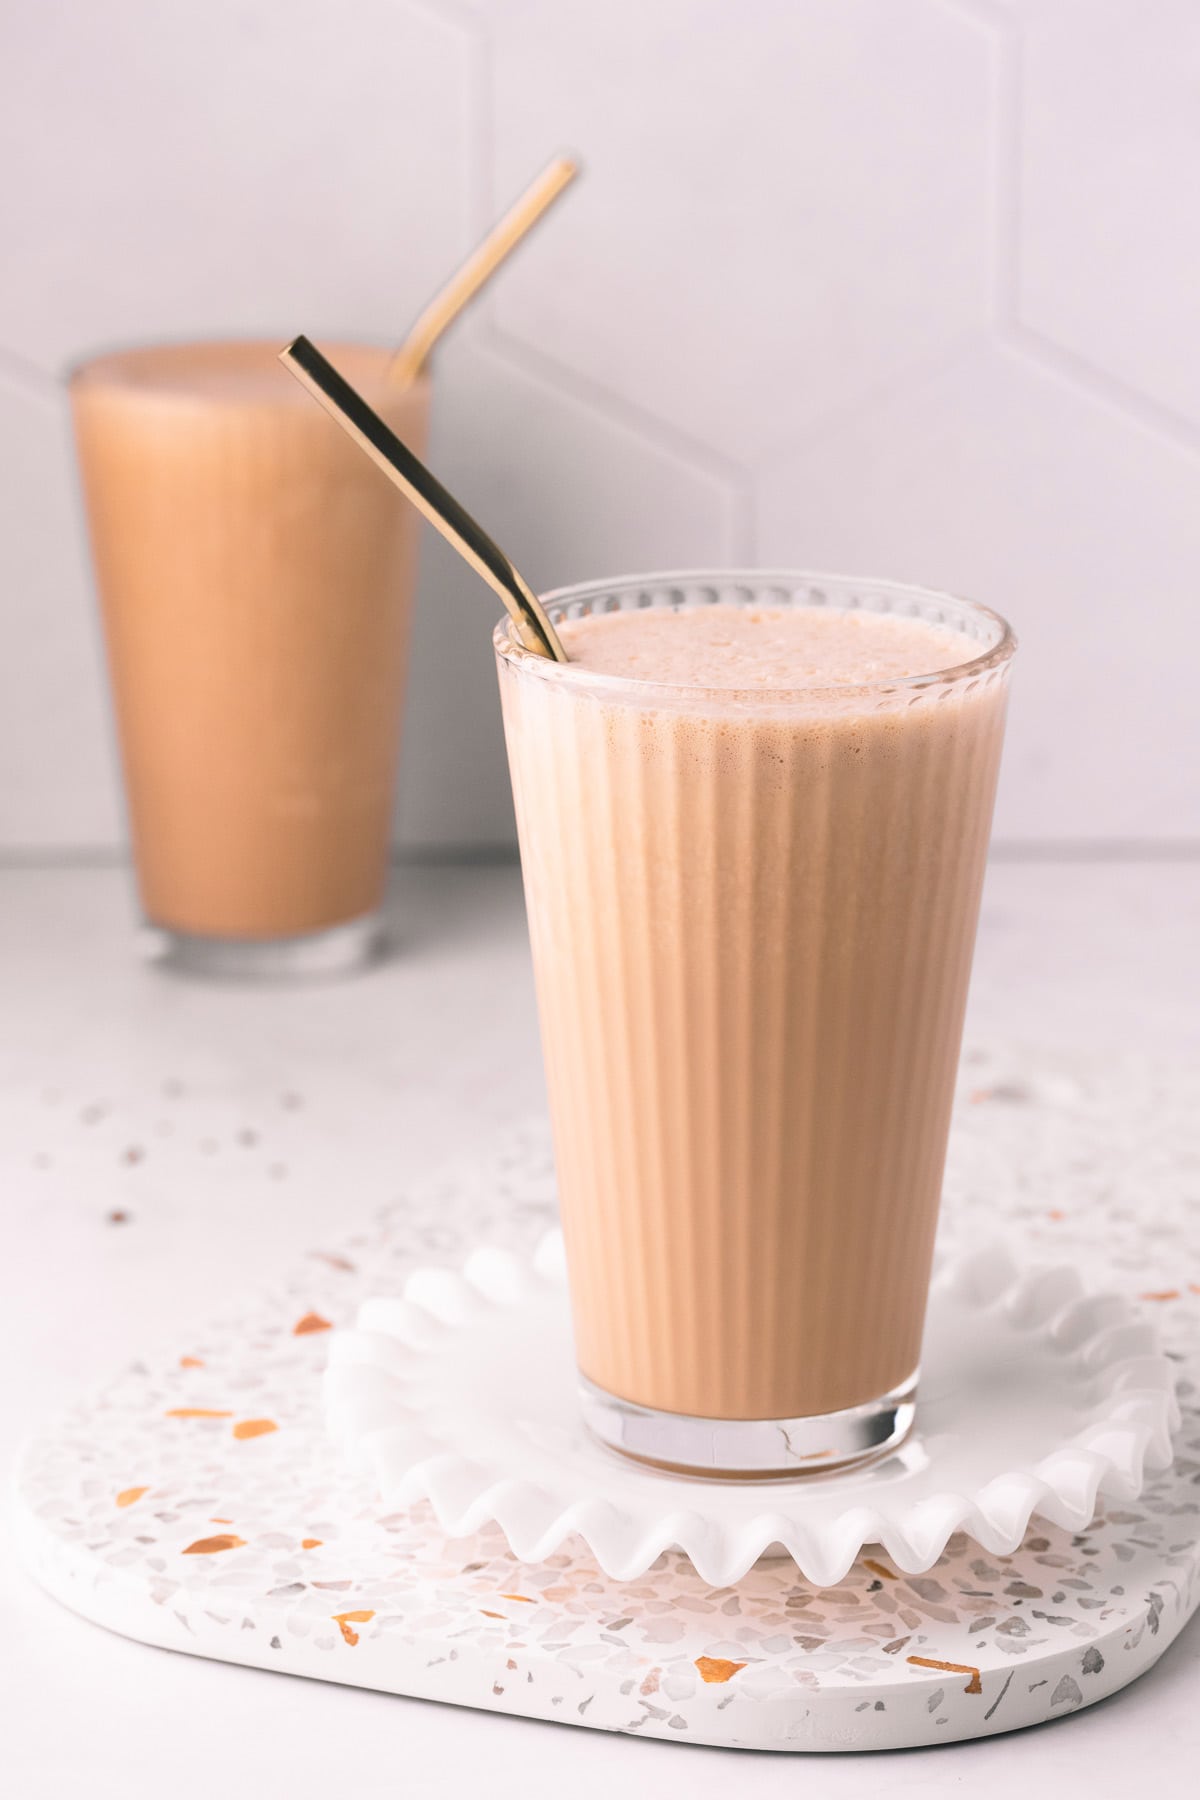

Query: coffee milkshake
496 575 1014 1475
72 341 428 970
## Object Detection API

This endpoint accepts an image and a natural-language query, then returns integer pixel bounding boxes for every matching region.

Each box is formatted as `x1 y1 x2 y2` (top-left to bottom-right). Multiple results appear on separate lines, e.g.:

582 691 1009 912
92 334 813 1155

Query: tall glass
71 341 428 978
496 572 1015 1477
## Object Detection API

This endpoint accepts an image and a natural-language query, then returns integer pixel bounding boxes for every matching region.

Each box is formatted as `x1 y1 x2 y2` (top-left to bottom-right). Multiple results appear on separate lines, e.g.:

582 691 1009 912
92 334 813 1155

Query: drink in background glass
496 572 1015 1477
71 341 428 978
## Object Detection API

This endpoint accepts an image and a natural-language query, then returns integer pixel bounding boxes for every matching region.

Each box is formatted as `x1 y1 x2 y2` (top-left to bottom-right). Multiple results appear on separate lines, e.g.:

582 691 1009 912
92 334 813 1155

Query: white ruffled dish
325 1234 1179 1588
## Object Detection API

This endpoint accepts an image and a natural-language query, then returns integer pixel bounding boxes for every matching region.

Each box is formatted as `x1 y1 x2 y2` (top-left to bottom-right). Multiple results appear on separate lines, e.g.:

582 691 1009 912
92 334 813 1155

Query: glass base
139 912 384 982
579 1371 917 1480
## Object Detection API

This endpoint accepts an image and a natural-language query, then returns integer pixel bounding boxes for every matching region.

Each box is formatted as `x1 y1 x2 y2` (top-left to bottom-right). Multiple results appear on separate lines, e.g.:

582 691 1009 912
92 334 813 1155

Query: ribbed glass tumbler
496 572 1015 1477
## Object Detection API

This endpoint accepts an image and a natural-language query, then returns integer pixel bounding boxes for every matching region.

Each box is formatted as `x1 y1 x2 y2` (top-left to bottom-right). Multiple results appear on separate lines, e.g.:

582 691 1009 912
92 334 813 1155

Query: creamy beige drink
496 575 1014 1475
72 341 428 974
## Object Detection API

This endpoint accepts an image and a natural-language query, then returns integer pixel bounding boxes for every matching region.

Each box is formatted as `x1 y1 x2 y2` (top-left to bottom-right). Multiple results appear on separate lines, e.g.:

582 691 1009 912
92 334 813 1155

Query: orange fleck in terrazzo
182 1534 245 1555
500 1593 535 1604
179 1355 204 1368
116 1486 148 1508
862 1558 896 1580
907 1654 982 1695
1141 1290 1181 1302
333 1610 374 1646
695 1657 746 1683
480 1609 504 1619
293 1311 332 1335
232 1418 278 1439
301 1538 322 1549
165 1408 233 1420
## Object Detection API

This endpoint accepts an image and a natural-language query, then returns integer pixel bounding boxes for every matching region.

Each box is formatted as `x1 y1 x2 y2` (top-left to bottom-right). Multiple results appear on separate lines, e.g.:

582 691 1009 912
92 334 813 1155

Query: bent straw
389 154 579 387
280 335 567 663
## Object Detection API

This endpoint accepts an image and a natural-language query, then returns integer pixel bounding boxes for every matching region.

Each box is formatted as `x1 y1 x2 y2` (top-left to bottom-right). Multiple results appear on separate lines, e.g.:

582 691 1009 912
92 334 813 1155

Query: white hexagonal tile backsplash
0 0 472 373
1019 0 1200 432
486 0 993 463
0 373 123 847
0 0 1196 848
757 342 1200 841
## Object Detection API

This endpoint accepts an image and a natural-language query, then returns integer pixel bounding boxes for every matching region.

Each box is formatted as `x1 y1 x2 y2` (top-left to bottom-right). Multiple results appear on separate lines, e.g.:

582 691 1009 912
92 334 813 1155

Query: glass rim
66 336 431 399
494 568 1016 702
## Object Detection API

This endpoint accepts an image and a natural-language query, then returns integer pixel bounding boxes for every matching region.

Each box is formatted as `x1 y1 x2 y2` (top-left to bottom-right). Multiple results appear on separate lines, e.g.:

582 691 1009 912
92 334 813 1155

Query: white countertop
2 857 1197 1799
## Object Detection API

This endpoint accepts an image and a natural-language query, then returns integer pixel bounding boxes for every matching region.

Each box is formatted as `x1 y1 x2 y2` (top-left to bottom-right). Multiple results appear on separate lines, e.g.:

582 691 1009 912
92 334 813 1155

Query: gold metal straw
388 154 579 388
280 335 568 662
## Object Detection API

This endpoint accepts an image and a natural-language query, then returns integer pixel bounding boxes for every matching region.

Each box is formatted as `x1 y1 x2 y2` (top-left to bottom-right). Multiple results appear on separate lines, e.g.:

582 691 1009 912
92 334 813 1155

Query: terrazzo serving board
14 1046 1200 1753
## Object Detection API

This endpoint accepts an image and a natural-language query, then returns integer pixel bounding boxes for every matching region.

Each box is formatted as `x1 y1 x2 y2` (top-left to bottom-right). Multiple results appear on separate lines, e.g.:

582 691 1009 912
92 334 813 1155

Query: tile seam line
0 349 61 400
933 0 1023 340
390 0 485 43
968 0 1200 463
987 0 1022 333
463 13 744 489
478 321 751 492
745 334 984 477
444 0 985 495
938 0 1015 29
999 322 1200 461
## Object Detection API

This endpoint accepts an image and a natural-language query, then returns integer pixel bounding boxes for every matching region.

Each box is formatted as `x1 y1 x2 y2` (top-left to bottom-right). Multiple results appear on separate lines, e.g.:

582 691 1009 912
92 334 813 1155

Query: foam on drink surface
556 604 971 691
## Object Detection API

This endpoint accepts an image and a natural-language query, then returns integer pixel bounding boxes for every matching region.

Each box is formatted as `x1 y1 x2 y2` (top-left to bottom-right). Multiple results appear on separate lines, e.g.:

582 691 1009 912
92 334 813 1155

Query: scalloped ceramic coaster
326 1235 1179 1588
13 1048 1200 1752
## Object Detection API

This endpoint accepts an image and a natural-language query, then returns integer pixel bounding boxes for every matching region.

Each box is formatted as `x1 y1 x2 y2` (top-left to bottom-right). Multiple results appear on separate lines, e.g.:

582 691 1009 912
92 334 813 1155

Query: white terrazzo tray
14 1045 1200 1752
